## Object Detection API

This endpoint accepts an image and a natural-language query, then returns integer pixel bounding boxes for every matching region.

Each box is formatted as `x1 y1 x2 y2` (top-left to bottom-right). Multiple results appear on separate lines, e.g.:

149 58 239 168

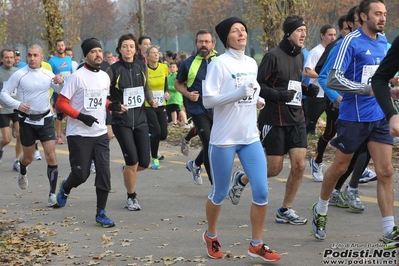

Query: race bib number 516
124 86 144 109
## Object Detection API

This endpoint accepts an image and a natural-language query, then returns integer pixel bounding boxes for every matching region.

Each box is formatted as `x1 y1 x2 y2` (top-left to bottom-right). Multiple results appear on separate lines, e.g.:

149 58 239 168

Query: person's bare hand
150 99 158 108
53 74 64 84
256 97 265 110
18 103 30 113
188 91 200 102
391 87 399 99
164 92 170 101
117 104 128 114
391 76 399 87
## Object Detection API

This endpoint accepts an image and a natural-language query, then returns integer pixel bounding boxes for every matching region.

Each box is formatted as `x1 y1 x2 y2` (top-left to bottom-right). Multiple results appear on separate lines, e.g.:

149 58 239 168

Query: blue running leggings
208 141 268 205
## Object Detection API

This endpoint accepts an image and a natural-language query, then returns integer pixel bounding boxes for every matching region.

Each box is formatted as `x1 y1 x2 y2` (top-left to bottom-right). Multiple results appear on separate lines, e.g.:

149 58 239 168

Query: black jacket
107 59 153 128
257 40 305 126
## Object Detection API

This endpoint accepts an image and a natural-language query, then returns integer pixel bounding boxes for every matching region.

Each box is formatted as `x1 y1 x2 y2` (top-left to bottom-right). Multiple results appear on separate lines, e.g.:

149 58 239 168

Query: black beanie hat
81 37 102 57
215 17 248 48
283 15 306 38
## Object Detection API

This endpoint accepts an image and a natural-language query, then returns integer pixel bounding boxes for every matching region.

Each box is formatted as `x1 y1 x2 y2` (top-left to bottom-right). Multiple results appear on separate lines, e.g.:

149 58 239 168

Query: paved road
1 139 398 265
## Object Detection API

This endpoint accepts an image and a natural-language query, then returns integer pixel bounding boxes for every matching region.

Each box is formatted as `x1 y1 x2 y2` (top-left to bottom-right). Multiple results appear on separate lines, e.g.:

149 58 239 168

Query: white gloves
239 82 255 98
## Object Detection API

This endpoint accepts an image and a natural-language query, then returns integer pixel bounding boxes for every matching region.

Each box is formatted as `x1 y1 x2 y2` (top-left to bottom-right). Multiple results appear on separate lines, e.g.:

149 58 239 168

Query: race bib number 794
84 88 106 111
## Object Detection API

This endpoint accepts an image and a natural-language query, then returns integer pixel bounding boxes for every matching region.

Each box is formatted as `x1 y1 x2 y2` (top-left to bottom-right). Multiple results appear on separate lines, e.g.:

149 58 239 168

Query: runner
201 17 280 262
0 44 64 207
55 37 125 228
107 33 157 211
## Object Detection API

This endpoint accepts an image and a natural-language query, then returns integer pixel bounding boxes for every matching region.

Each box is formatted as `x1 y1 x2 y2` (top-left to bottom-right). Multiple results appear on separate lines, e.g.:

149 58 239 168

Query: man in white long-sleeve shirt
0 44 64 207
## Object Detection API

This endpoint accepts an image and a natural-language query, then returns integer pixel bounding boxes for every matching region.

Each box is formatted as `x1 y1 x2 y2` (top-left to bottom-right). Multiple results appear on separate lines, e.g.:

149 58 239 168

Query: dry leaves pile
0 212 215 265
0 217 69 265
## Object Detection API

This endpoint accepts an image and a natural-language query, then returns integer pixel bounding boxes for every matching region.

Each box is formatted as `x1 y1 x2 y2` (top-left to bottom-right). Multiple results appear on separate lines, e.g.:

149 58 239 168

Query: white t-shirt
60 67 110 137
204 50 260 146
71 61 79 72
304 43 325 98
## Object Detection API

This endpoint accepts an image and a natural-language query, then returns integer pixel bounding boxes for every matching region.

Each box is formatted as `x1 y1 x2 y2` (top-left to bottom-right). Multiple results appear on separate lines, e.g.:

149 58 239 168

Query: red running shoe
248 243 281 262
202 232 223 259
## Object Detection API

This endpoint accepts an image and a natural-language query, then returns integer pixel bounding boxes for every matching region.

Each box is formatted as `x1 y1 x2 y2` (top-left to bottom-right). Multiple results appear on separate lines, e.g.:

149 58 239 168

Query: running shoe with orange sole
202 232 223 259
248 243 281 262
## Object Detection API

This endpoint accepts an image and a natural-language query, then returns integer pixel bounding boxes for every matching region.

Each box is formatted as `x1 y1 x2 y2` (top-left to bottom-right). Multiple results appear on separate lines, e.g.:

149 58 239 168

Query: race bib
153 90 164 106
84 88 106 111
286 80 302 106
124 86 144 109
234 74 257 106
361 65 379 85
236 87 258 106
24 117 44 126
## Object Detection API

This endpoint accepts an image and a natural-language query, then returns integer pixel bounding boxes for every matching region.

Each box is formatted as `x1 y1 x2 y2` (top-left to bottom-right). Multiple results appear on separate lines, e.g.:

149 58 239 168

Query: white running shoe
358 167 377 184
186 160 202 185
18 172 28 189
310 158 323 182
125 198 141 211
90 161 96 173
13 160 20 172
34 149 42 161
47 193 58 207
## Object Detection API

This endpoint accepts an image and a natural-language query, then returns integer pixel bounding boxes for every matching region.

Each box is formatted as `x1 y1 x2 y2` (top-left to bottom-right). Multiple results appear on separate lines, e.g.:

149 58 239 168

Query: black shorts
166 104 181 113
330 119 393 154
0 112 18 128
19 116 55 146
260 123 307 155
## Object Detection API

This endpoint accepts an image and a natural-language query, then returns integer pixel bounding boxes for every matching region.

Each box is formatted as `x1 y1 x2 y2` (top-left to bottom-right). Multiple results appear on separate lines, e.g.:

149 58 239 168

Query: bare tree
244 0 311 50
61 0 83 49
0 0 7 49
6 0 45 49
80 0 117 49
187 0 233 33
115 0 139 37
138 0 145 36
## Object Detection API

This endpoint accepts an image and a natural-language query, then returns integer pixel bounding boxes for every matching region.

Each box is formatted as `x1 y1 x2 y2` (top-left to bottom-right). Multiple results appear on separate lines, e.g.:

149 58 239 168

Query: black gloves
77 113 98 127
302 83 320 97
108 101 122 112
279 90 296 102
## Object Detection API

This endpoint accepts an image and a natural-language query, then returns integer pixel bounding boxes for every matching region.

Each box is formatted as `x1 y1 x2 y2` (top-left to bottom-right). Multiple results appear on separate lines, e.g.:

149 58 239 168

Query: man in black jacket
257 15 318 225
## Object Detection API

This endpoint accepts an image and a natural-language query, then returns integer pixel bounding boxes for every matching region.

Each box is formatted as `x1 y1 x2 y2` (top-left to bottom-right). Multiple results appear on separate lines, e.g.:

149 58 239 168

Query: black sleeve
372 35 399 121
257 53 281 101
315 39 338 74
176 60 188 84
164 77 168 93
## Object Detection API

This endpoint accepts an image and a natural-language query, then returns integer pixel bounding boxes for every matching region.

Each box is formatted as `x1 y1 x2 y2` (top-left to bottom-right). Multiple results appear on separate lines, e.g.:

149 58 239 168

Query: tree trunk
42 0 63 55
138 0 145 36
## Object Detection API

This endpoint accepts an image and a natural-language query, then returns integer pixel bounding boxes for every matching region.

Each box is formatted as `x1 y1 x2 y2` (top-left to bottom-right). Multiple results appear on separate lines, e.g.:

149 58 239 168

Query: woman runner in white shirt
201 17 280 262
